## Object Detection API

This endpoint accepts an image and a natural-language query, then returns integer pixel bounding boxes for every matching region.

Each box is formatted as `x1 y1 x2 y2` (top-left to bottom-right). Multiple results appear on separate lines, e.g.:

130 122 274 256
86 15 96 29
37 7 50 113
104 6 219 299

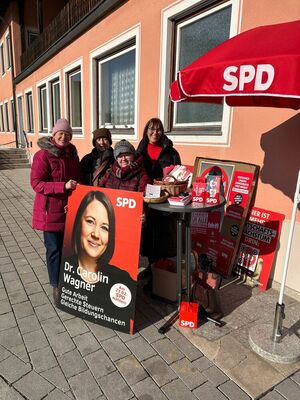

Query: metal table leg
158 214 183 334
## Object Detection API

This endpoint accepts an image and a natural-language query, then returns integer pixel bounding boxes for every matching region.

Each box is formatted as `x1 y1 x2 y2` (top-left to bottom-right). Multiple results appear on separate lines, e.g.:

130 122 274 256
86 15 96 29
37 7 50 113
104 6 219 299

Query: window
90 26 139 137
66 68 82 131
4 102 9 131
50 79 61 126
26 92 34 132
161 0 238 144
0 104 3 131
6 34 11 69
174 6 231 130
10 100 15 132
98 46 135 128
38 85 48 131
0 45 4 75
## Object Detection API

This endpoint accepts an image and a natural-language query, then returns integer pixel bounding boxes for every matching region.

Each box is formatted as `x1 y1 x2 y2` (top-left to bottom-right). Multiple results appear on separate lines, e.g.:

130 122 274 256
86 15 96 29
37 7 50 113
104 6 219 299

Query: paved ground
0 168 299 400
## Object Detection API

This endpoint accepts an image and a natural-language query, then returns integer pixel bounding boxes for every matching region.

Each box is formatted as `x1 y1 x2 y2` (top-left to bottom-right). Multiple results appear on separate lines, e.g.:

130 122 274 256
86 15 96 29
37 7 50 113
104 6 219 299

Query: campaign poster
235 207 285 291
57 185 143 334
198 161 235 199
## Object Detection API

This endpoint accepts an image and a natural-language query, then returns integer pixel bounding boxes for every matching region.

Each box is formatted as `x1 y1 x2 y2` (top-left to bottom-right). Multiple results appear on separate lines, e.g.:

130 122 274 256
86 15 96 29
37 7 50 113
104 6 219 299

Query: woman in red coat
30 118 81 303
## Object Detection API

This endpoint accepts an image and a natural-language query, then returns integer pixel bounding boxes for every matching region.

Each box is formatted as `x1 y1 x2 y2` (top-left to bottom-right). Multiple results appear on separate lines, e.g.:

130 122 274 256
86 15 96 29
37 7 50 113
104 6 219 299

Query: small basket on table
153 176 189 196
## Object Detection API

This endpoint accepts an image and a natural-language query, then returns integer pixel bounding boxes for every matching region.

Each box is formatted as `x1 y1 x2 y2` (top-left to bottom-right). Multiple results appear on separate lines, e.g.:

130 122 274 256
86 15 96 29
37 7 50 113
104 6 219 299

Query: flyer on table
57 185 143 334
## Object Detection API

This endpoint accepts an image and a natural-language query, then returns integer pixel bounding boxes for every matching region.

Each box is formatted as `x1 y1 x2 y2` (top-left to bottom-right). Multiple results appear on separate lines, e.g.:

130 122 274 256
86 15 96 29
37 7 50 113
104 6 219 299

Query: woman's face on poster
79 199 109 260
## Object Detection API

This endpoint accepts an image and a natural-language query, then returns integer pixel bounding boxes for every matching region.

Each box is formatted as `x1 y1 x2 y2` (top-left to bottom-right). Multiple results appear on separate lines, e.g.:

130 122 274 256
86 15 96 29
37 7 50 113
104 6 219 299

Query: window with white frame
6 34 11 69
0 105 3 131
4 102 9 131
0 44 4 75
98 45 135 129
50 79 61 126
66 68 82 131
26 92 34 132
10 100 15 132
38 85 48 131
161 0 237 144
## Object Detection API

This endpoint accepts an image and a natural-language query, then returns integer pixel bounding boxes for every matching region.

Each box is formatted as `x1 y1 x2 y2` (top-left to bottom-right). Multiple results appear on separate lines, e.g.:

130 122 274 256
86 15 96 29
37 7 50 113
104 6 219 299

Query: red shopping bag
179 301 198 329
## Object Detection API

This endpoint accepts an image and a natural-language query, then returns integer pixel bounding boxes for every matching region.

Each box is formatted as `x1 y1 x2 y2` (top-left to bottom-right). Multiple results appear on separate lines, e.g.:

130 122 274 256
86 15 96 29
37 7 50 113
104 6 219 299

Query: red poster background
236 207 285 291
64 185 143 280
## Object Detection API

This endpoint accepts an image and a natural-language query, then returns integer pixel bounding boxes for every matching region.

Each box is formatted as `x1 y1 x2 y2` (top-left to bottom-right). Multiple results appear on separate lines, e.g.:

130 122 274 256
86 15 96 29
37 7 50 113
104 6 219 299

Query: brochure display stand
191 157 260 278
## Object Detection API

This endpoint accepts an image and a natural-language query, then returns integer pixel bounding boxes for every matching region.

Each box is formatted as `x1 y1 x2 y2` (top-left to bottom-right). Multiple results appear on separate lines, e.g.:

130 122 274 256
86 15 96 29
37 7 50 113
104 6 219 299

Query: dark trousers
43 231 64 287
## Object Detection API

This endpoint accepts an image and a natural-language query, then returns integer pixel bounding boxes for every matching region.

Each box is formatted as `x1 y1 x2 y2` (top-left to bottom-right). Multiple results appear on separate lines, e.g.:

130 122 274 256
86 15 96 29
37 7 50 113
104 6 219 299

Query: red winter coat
31 137 81 232
98 154 150 192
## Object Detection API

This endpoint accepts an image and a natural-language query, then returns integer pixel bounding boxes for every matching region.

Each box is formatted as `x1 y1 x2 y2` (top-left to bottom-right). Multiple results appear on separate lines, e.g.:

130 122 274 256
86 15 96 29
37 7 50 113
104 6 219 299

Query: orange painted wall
0 0 300 292
1 0 300 222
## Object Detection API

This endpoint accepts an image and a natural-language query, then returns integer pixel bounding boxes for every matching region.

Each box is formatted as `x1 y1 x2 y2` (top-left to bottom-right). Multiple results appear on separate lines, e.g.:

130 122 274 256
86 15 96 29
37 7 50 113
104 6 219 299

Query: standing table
149 197 226 333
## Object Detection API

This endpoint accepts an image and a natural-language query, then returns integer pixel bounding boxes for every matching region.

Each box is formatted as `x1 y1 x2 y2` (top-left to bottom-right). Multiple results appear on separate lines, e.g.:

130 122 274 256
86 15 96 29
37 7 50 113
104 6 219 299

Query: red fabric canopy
170 20 300 109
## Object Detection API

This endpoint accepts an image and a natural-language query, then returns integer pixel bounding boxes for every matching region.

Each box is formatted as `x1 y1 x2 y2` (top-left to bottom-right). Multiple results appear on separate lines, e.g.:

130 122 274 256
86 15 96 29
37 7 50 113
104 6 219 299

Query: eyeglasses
148 127 162 133
117 153 132 159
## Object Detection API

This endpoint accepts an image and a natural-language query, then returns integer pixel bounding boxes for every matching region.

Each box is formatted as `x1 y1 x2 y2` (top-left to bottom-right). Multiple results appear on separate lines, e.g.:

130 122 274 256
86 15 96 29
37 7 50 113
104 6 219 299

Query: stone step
0 148 28 154
0 158 31 164
0 164 31 170
0 148 31 170
0 153 29 159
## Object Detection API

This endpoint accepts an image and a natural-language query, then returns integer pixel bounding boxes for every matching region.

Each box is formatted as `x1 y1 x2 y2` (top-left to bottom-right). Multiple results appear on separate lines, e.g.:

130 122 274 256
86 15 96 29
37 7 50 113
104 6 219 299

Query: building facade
0 0 299 294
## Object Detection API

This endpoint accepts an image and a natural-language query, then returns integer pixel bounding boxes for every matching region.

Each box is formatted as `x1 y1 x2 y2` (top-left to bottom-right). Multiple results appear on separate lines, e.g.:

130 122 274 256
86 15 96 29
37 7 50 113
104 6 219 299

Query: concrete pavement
0 168 299 400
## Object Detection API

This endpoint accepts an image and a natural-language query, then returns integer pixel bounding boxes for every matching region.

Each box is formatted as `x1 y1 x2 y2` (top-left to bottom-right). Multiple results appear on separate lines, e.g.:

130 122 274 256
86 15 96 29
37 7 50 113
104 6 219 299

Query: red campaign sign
57 185 143 334
199 165 231 198
217 236 235 277
236 207 285 291
191 211 222 238
229 171 254 206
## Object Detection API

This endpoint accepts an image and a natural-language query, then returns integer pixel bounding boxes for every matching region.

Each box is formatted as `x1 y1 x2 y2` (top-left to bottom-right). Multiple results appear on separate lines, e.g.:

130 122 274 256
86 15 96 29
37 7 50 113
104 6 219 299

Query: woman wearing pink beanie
30 119 81 304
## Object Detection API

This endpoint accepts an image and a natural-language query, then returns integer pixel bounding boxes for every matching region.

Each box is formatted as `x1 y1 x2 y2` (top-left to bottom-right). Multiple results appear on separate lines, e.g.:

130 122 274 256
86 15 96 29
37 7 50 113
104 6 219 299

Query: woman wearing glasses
98 139 150 194
137 118 181 181
137 118 181 277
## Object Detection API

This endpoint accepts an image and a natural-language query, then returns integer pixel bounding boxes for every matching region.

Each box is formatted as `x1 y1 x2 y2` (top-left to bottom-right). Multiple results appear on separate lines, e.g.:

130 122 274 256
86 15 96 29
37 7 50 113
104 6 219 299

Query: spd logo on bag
179 301 198 329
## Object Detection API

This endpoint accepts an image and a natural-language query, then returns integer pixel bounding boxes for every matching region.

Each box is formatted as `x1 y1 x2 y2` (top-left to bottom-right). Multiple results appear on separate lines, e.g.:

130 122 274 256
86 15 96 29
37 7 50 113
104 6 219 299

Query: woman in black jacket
137 118 181 275
80 128 114 186
137 118 181 180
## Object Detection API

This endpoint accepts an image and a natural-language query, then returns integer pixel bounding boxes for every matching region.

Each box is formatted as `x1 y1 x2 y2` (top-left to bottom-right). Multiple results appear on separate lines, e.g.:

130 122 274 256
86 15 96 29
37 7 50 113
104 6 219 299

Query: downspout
9 22 18 148
0 15 19 148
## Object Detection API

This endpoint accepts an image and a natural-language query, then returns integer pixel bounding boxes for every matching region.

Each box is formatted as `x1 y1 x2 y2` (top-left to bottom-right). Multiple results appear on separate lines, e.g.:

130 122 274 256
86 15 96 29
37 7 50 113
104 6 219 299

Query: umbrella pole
272 169 300 342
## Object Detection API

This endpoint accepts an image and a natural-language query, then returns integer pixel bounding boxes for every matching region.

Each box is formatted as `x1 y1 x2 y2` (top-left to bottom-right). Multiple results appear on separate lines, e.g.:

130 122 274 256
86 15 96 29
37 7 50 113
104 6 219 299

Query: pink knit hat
52 118 73 137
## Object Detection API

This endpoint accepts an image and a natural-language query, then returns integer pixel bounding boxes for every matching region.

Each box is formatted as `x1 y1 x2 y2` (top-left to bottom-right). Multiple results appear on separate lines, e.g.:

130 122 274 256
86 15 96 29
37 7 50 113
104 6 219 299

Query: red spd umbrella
170 19 300 352
170 20 300 109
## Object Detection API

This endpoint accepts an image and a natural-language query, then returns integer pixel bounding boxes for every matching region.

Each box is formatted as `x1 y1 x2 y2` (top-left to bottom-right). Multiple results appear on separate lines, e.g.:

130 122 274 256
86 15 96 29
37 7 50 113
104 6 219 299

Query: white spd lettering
193 197 204 202
180 320 195 328
116 197 136 208
206 197 217 204
223 64 274 92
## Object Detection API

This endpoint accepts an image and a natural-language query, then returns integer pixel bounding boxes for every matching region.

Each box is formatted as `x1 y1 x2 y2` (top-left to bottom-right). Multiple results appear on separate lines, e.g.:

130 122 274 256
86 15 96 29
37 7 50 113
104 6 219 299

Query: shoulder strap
92 159 111 186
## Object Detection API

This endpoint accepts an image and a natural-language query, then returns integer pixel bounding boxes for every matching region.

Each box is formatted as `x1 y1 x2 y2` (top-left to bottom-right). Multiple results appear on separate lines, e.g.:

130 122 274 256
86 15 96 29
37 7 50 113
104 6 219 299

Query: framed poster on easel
191 157 260 278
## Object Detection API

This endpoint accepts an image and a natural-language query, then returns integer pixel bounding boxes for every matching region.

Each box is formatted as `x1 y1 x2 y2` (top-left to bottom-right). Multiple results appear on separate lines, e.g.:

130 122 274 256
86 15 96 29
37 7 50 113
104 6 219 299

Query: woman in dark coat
137 118 181 272
30 118 81 302
80 128 114 186
136 118 181 180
